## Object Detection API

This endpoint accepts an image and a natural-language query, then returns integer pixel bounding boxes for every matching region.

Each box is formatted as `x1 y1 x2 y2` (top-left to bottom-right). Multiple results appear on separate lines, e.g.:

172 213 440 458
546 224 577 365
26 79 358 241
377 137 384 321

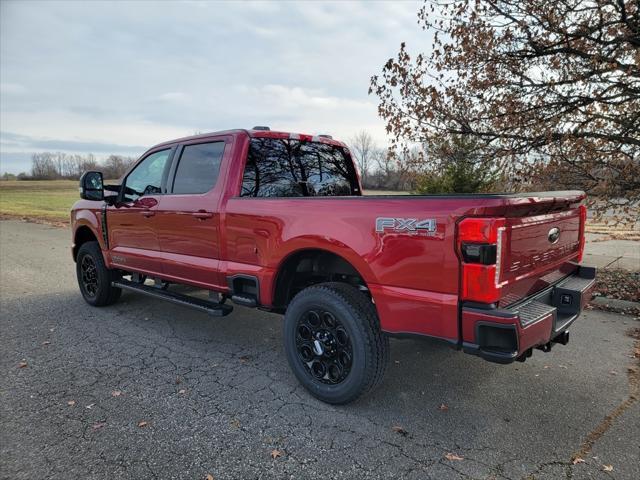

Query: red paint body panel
368 284 458 339
71 128 591 357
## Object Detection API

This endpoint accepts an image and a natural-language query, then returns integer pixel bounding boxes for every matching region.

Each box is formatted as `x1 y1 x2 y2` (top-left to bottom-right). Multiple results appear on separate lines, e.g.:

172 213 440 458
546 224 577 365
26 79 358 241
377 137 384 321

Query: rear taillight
458 217 506 304
577 204 587 263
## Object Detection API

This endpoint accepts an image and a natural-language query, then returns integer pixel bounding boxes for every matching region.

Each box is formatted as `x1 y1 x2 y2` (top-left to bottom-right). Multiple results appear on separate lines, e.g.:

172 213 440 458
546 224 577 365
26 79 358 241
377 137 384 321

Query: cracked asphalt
1 220 638 480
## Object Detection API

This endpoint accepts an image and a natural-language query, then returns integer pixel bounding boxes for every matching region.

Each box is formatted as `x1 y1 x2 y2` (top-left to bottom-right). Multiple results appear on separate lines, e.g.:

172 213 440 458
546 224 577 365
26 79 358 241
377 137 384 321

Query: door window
122 149 172 202
172 142 224 194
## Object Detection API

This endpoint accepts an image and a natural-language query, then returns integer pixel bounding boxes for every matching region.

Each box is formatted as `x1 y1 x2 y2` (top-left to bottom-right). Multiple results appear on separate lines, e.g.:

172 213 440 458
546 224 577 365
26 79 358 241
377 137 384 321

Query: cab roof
150 128 346 152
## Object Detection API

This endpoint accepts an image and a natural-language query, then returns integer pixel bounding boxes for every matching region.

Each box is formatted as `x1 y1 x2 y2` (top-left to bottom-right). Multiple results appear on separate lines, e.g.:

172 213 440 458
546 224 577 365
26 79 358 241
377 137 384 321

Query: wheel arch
73 224 100 261
271 247 374 309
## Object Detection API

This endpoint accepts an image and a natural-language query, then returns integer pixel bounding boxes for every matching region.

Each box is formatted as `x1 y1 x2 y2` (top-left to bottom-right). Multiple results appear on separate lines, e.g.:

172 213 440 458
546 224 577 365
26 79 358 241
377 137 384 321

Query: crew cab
71 128 596 404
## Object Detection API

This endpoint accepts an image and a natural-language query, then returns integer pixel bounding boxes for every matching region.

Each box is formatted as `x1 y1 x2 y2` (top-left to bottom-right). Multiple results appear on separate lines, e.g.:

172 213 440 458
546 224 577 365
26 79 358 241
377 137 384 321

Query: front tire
283 282 389 404
76 241 121 306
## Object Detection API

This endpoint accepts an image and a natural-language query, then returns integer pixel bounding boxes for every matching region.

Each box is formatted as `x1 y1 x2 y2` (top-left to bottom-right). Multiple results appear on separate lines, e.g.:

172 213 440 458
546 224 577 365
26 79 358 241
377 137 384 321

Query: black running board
112 279 233 317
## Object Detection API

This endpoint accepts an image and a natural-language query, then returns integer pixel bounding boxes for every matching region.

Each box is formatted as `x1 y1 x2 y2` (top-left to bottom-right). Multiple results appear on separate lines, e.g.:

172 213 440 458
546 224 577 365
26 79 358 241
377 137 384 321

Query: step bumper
461 265 596 364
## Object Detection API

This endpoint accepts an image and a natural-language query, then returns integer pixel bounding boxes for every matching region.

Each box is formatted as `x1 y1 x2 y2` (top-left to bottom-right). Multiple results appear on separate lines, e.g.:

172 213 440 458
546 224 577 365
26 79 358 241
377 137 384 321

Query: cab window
172 142 224 194
241 138 358 197
122 149 172 202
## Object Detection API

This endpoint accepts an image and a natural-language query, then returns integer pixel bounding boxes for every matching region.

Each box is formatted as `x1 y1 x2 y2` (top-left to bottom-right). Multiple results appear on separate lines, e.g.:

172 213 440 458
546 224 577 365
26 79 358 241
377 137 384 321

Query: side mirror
79 171 104 201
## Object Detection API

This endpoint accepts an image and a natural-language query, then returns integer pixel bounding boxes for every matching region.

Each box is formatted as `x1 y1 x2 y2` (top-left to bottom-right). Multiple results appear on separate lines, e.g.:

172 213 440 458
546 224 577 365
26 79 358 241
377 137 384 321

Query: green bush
414 136 498 194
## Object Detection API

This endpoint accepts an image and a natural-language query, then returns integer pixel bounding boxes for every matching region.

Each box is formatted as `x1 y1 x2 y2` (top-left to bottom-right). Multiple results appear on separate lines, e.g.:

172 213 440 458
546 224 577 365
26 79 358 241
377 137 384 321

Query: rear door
108 147 174 274
154 136 230 289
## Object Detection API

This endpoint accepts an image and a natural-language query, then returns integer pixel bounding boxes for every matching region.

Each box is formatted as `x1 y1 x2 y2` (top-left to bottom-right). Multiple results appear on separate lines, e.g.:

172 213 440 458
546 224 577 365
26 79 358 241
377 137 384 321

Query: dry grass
1 181 638 237
0 183 409 224
0 180 78 223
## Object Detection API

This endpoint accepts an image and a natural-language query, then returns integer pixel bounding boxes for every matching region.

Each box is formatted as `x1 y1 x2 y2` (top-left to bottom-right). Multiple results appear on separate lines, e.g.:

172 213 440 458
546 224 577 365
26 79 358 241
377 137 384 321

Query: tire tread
286 282 389 403
76 241 121 306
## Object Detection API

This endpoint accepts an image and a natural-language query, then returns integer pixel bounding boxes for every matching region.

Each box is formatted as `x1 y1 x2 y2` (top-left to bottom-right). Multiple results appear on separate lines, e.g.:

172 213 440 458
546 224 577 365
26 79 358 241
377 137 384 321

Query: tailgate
498 208 583 306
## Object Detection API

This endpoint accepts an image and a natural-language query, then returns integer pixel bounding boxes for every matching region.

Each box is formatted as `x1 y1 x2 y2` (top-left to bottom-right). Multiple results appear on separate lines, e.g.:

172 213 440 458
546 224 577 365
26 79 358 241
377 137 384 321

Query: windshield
241 138 360 197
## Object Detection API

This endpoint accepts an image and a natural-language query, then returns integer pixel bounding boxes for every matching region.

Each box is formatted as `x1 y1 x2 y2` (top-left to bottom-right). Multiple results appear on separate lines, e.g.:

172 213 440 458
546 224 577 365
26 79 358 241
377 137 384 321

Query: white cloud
0 110 188 152
0 0 426 173
241 84 372 110
157 92 190 103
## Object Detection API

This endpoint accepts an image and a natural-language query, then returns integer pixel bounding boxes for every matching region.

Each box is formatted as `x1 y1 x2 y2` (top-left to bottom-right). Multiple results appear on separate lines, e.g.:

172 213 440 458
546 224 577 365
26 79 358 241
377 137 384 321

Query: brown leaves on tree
370 0 640 226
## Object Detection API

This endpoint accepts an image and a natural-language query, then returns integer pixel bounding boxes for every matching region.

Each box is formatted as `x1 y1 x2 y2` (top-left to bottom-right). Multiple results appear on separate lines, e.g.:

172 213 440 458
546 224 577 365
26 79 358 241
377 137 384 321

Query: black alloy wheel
283 282 389 404
295 308 353 384
75 241 121 306
80 254 99 297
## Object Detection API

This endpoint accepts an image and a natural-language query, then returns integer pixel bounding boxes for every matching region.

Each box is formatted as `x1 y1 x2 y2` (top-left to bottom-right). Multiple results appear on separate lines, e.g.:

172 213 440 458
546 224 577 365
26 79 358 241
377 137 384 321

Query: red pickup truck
71 127 596 404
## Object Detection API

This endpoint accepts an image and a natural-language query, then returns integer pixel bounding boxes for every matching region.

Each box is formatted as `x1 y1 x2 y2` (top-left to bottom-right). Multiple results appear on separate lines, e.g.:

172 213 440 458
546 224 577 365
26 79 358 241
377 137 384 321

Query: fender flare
72 210 105 258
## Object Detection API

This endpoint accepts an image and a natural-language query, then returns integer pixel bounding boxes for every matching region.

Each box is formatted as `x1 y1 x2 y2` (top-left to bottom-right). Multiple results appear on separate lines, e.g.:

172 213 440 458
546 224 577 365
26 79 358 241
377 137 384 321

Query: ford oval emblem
548 227 560 244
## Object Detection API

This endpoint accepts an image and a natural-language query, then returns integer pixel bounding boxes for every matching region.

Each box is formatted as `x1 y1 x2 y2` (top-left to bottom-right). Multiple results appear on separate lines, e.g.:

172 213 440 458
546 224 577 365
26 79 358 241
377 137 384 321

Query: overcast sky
0 0 425 174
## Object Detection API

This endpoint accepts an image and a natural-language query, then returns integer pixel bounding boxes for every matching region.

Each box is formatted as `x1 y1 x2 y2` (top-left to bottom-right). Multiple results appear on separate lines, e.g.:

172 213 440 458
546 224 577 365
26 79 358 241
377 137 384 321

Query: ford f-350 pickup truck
72 127 596 404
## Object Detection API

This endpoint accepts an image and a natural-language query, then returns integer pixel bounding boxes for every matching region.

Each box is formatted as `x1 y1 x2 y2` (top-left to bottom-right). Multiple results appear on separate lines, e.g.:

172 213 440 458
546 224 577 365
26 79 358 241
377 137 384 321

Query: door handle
141 210 155 217
192 211 213 220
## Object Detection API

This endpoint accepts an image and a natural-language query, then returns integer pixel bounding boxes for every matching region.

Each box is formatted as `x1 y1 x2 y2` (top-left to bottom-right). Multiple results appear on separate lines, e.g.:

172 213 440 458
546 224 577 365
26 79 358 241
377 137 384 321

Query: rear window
172 142 224 194
241 138 359 197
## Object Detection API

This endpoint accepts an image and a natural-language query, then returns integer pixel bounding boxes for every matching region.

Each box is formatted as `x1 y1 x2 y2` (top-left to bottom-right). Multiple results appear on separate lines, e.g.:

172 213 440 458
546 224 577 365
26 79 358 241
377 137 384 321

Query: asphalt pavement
1 220 638 480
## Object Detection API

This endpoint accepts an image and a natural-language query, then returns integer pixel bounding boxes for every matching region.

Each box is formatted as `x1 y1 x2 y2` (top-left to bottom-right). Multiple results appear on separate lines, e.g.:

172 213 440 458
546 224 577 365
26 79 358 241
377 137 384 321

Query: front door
155 138 228 289
108 148 174 275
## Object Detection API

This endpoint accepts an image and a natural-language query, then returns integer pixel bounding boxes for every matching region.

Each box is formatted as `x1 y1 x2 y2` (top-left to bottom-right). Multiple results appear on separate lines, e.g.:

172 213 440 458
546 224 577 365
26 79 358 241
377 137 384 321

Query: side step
231 294 257 308
112 279 233 317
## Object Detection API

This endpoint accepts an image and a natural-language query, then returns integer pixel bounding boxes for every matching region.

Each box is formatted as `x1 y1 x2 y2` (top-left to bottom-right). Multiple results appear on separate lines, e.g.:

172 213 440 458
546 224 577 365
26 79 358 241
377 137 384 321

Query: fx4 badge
375 217 437 235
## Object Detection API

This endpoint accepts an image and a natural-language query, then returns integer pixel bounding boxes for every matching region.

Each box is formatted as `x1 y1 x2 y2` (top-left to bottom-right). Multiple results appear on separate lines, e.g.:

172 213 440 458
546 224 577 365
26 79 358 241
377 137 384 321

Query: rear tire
283 282 389 404
76 241 121 306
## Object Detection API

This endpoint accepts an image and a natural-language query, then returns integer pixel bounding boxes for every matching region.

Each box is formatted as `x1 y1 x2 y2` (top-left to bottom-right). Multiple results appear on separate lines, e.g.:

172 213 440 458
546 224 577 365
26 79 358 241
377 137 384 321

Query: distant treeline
23 152 137 180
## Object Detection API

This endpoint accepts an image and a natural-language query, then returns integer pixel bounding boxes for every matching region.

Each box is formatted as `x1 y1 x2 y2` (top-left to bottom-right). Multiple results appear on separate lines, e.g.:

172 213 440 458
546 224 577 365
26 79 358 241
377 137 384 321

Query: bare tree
371 0 640 224
348 131 376 186
29 152 131 180
31 153 58 179
366 147 421 191
103 155 135 179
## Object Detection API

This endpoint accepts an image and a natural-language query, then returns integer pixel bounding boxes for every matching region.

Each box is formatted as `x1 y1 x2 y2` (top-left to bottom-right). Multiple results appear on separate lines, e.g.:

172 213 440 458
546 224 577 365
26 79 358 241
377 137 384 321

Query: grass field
0 181 409 224
0 181 636 238
0 180 79 222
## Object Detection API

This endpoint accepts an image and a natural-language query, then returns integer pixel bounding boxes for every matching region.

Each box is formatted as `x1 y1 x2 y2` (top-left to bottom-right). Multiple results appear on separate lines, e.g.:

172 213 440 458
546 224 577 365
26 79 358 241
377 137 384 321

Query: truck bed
223 190 586 340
